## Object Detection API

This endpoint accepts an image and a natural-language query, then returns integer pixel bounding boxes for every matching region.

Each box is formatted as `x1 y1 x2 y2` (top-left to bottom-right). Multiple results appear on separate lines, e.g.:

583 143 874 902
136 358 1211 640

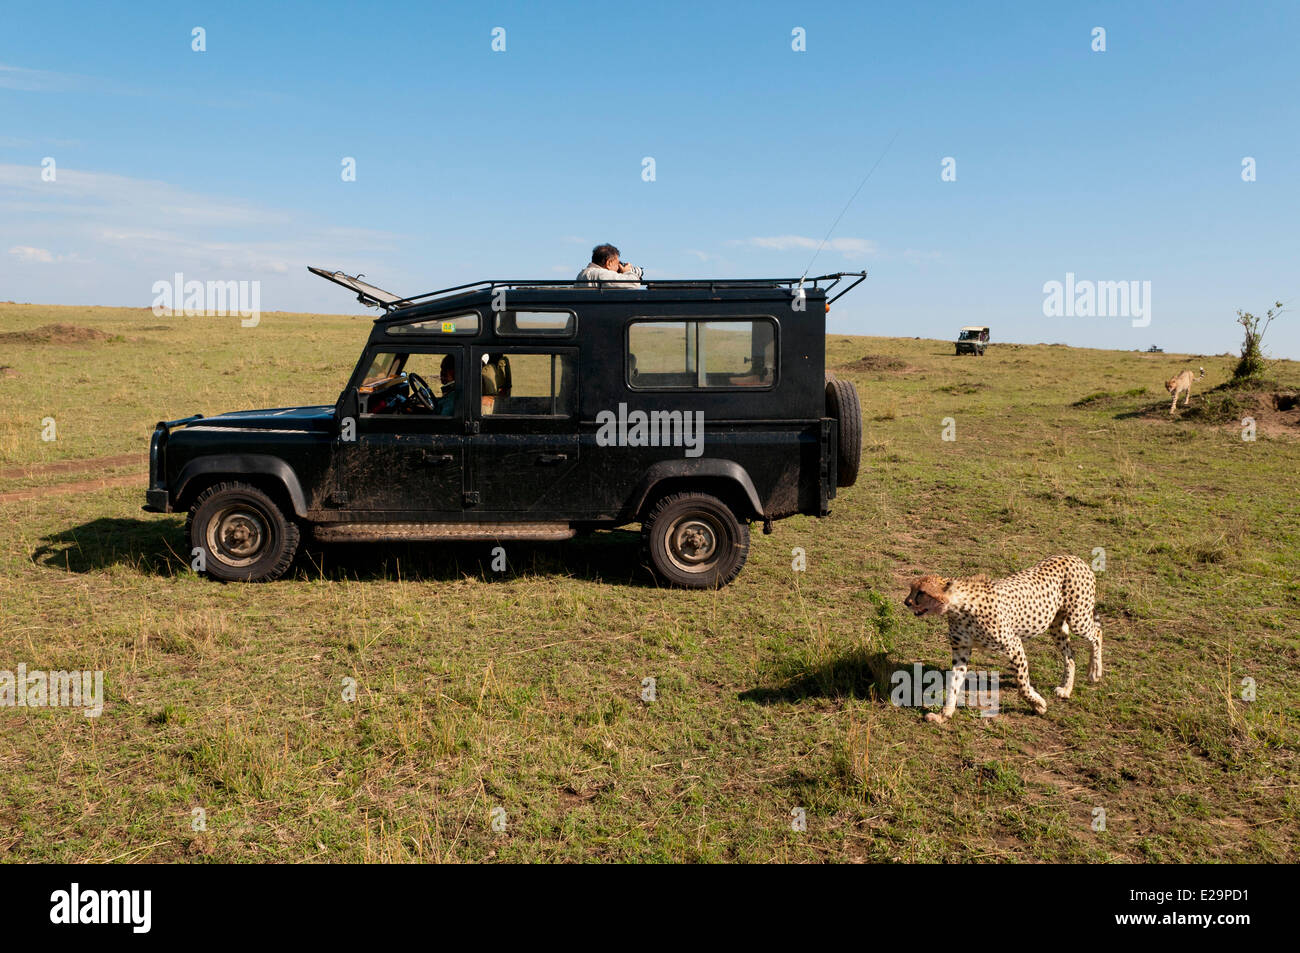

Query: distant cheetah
1164 367 1205 414
903 554 1103 723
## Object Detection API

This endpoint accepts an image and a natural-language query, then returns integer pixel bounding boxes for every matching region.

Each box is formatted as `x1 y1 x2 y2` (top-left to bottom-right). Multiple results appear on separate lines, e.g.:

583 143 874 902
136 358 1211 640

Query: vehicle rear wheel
642 492 749 589
825 378 862 487
187 481 300 582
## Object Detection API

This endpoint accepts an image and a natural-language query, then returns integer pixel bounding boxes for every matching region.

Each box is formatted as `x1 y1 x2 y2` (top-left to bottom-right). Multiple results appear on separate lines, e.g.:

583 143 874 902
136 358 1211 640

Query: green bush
1233 301 1284 382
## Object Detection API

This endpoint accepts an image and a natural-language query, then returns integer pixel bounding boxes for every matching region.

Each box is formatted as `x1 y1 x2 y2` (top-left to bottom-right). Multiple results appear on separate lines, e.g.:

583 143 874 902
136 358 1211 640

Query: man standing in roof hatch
576 244 643 286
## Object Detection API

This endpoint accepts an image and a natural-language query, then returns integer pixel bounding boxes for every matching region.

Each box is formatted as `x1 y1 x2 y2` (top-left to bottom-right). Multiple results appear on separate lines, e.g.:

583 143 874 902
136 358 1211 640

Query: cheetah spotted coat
903 554 1103 723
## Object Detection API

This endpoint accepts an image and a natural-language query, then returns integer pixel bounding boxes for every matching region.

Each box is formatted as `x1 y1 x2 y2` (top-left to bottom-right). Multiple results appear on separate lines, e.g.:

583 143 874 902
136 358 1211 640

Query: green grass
0 304 1297 863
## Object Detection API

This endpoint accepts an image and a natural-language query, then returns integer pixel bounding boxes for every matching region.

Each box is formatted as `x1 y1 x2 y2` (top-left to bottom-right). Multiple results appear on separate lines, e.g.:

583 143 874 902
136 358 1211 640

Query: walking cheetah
903 554 1103 723
1164 367 1205 414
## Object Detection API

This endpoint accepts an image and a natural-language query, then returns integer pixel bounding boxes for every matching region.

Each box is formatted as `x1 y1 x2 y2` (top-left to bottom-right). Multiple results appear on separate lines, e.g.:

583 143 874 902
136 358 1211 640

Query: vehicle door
336 346 466 516
467 346 579 514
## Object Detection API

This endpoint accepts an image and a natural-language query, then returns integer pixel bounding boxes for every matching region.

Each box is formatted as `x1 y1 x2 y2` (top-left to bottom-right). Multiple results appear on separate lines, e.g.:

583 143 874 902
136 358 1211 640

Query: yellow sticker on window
442 321 455 333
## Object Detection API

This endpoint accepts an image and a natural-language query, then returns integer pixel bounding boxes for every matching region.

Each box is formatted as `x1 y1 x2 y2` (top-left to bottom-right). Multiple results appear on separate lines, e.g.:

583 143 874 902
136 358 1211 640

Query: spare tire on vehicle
825 378 862 488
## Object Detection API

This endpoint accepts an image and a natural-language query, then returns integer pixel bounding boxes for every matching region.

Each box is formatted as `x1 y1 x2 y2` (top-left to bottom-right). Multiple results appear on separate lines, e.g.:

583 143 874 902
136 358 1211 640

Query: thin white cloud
8 245 55 263
729 235 878 258
0 135 83 149
0 163 404 304
0 61 295 111
0 63 81 92
5 245 89 265
0 165 288 227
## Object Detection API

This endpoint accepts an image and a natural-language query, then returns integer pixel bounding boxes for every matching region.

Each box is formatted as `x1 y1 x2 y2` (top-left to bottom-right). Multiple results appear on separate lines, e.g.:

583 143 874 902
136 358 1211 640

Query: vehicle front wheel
642 492 749 589
187 481 300 582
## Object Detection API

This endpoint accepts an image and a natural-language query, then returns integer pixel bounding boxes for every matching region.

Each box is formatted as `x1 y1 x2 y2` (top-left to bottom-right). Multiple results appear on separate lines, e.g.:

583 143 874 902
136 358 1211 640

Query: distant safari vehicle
1146 345 1164 353
955 326 989 356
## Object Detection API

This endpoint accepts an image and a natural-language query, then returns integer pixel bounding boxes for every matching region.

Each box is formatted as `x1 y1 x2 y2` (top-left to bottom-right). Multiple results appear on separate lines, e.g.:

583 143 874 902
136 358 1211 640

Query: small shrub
1232 301 1284 382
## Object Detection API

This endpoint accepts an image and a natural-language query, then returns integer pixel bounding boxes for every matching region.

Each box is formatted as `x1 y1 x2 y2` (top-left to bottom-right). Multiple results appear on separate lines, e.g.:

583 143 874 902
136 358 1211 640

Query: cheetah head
904 575 951 617
1164 377 1179 394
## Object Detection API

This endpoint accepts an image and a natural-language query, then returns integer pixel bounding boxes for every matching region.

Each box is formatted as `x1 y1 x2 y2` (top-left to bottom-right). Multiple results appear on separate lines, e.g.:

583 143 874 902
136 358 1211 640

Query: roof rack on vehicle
309 267 867 312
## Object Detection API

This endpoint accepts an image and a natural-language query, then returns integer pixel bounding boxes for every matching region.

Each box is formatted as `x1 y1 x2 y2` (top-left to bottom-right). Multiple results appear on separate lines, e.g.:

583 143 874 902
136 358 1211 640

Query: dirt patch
0 474 140 504
0 453 145 481
834 354 914 374
1242 391 1300 437
0 324 114 345
0 366 16 378
0 454 146 504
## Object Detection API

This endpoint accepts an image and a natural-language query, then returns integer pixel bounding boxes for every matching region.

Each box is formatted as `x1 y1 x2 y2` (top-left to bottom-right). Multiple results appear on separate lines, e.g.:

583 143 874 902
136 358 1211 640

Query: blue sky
2 0 1297 357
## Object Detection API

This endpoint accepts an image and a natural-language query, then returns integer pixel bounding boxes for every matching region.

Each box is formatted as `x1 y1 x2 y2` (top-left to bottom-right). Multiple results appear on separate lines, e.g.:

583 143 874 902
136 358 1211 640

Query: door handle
537 453 568 465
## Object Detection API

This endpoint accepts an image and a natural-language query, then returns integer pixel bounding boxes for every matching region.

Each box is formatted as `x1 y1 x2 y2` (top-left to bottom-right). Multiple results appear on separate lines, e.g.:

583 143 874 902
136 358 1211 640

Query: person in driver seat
433 355 458 415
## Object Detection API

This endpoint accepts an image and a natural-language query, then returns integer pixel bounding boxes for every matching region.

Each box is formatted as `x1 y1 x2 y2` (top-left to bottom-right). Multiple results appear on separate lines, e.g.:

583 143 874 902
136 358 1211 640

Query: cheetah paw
1053 687 1072 699
924 712 949 724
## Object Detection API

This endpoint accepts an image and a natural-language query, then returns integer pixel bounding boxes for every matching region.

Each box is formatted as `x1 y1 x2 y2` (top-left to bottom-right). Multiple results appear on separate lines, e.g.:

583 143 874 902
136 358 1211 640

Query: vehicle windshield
361 352 404 385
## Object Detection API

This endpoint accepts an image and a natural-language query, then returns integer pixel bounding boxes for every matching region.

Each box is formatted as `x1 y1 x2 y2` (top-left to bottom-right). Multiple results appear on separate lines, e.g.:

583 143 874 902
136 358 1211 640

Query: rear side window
495 310 576 336
627 318 776 389
487 352 576 416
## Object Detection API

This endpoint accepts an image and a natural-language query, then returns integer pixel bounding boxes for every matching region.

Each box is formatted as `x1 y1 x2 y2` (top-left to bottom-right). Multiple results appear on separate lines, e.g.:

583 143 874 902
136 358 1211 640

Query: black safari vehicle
145 268 866 588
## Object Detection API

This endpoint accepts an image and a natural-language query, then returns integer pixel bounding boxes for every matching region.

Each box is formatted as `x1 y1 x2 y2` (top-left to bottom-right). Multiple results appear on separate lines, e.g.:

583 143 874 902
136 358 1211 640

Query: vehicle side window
627 318 776 389
358 350 461 416
486 353 575 416
494 310 576 336
386 312 480 335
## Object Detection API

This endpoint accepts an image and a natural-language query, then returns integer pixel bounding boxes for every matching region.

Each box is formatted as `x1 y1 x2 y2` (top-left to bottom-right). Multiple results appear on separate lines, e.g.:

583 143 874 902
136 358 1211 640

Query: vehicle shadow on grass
739 649 915 705
33 517 191 576
33 518 655 586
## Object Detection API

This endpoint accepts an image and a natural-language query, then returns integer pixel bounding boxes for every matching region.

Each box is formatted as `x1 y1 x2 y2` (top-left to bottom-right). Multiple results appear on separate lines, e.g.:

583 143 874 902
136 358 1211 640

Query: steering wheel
406 372 437 412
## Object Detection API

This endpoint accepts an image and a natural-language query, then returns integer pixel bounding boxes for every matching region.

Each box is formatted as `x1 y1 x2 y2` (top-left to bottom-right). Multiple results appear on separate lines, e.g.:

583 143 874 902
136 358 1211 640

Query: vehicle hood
189 405 336 432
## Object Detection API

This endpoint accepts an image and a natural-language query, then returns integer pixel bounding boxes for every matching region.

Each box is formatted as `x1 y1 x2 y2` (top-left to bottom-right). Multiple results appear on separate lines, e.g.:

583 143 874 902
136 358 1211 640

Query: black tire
825 378 862 488
187 481 300 582
642 492 749 589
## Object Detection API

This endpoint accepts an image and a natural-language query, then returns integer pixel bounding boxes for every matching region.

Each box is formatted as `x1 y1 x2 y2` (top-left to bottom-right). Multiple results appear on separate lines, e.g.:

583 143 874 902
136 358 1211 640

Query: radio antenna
801 128 901 281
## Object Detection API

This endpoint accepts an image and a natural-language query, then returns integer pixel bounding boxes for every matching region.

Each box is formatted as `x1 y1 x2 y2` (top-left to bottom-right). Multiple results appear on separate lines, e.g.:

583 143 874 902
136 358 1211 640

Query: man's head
903 575 951 617
440 354 455 386
591 243 621 270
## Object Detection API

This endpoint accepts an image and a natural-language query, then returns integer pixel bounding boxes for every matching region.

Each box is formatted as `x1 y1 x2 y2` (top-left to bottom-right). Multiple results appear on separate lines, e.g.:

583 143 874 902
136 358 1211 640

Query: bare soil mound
1113 380 1299 436
0 324 113 345
834 354 913 373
